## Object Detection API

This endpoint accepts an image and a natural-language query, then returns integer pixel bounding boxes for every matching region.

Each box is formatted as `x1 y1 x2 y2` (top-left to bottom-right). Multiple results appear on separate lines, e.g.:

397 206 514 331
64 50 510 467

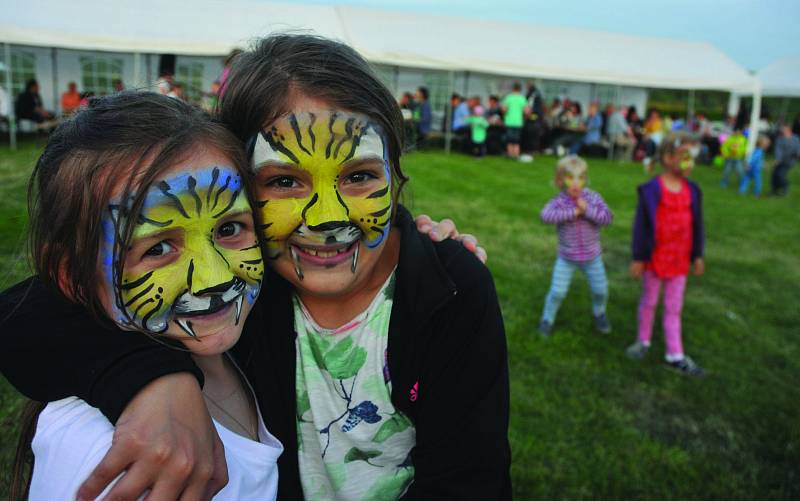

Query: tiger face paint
250 109 392 280
101 166 262 338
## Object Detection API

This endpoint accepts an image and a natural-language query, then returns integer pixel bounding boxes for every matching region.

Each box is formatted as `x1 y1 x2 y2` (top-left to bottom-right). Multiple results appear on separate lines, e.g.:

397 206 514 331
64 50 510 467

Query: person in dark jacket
627 131 706 376
1 34 510 501
15 79 53 122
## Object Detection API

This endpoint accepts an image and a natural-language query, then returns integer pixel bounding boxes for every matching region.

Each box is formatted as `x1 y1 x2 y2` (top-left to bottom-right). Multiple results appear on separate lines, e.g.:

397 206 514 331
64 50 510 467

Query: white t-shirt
29 396 282 500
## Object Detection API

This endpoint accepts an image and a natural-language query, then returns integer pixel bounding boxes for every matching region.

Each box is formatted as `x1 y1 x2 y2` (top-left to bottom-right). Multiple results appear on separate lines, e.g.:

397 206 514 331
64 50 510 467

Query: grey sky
286 0 799 71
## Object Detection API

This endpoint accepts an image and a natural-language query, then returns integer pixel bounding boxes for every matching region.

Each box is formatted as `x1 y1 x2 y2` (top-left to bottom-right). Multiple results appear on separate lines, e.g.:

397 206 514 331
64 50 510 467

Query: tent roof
0 0 756 92
756 57 800 97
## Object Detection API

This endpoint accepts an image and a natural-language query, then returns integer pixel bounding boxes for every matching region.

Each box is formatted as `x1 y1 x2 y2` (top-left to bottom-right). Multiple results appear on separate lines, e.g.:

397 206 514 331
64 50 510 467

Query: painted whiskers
103 166 263 338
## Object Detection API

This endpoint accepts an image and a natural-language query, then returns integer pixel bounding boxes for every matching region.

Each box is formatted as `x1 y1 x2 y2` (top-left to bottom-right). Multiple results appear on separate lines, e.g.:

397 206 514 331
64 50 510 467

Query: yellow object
106 167 263 335
251 110 393 257
721 133 747 160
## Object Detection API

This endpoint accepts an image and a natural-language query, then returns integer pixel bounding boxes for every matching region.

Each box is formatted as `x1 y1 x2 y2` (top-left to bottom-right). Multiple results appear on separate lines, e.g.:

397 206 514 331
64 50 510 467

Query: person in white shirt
17 92 282 500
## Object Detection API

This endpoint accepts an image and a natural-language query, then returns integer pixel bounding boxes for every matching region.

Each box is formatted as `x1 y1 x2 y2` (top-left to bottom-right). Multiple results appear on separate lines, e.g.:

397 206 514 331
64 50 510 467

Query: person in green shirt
501 82 529 159
467 105 490 157
720 128 747 188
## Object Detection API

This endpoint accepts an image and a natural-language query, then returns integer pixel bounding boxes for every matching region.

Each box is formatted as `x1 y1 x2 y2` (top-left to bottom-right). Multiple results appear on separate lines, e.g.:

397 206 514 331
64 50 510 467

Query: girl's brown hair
29 91 251 318
219 33 409 208
12 93 252 499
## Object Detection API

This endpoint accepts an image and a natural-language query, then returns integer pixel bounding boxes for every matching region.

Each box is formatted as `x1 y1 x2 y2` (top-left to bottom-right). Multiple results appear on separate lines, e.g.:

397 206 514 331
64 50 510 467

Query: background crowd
397 81 800 195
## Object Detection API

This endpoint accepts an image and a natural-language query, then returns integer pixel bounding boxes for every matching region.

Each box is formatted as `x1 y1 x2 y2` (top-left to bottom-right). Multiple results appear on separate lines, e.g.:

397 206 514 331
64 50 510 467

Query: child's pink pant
637 270 686 356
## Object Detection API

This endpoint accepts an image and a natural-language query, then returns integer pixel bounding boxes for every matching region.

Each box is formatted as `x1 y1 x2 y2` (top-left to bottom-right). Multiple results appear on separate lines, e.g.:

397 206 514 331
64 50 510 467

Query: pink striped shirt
540 189 613 262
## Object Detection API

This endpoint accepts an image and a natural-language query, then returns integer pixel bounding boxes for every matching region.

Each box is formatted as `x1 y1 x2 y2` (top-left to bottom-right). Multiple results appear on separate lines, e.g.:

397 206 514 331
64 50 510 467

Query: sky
284 0 800 71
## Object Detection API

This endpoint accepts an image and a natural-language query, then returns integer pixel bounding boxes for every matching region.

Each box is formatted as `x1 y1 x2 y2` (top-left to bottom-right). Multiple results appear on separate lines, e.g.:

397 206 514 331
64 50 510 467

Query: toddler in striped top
538 155 613 336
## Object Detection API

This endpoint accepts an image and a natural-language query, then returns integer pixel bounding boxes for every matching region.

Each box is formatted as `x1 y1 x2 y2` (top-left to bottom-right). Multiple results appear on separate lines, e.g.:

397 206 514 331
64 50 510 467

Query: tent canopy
756 57 800 97
1 0 756 92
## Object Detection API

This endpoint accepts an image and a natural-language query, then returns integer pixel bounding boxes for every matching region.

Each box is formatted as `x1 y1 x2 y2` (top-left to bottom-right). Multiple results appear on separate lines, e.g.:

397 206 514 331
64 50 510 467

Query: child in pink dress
627 131 706 375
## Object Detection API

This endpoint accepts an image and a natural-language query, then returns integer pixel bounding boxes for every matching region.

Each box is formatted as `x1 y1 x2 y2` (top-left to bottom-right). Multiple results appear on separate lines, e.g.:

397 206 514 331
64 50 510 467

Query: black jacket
0 206 511 500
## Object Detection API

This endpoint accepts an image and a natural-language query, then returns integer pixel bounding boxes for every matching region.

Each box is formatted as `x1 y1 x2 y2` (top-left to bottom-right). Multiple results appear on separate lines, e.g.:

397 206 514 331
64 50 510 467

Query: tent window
424 72 450 115
80 56 124 95
176 62 204 103
372 64 397 95
592 84 619 106
0 50 37 97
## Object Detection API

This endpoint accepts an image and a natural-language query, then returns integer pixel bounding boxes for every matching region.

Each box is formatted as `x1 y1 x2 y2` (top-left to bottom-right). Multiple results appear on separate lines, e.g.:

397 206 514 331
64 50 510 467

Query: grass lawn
1 140 799 499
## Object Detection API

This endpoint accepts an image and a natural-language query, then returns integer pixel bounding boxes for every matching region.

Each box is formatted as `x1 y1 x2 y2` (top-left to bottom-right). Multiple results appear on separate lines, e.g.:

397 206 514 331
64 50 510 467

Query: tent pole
445 70 454 154
133 52 142 89
4 43 16 151
779 97 789 125
746 81 761 159
51 47 58 114
687 89 695 124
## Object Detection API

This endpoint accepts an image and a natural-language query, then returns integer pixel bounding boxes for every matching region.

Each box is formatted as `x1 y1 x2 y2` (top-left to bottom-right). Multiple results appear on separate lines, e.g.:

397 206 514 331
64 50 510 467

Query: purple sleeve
583 191 613 226
540 195 575 224
691 186 705 260
631 188 649 261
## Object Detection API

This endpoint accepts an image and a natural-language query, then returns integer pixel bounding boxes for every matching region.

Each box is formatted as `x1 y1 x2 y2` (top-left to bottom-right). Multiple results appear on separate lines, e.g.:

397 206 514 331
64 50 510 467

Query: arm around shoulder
404 252 511 500
0 277 201 422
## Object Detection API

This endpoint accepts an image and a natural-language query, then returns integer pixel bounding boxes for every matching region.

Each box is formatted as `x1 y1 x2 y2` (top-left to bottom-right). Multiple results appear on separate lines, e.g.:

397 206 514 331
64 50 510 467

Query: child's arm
583 191 613 226
540 196 575 224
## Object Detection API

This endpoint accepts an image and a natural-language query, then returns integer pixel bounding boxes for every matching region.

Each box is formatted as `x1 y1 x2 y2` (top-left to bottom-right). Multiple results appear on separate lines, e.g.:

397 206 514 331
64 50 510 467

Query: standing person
607 105 635 160
501 82 528 159
413 86 432 149
720 127 747 188
538 156 613 336
771 125 800 196
523 82 545 157
627 132 705 376
739 135 770 196
60 82 81 116
467 105 490 157
1 34 509 501
11 92 283 500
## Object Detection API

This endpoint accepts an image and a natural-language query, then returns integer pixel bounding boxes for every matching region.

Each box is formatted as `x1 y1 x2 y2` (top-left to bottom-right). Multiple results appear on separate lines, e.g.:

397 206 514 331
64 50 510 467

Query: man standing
772 125 800 196
502 82 528 159
414 86 432 149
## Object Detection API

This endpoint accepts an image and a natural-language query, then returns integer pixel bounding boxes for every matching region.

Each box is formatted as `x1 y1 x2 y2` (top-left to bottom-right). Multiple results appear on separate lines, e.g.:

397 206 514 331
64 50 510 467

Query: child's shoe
593 313 612 334
538 320 553 337
666 356 705 376
625 341 649 360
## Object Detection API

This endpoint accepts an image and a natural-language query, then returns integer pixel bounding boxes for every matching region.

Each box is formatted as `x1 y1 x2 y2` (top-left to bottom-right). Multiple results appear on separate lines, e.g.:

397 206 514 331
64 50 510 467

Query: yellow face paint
102 166 263 337
250 110 392 264
679 149 695 171
563 174 586 190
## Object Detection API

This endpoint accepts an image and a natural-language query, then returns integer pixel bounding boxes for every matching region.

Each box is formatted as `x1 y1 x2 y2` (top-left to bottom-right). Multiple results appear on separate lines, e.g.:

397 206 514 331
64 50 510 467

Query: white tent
757 57 800 97
1 0 760 150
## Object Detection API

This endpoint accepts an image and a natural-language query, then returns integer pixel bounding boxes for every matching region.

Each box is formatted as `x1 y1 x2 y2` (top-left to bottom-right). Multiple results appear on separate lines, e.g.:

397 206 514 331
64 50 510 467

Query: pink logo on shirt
409 381 419 402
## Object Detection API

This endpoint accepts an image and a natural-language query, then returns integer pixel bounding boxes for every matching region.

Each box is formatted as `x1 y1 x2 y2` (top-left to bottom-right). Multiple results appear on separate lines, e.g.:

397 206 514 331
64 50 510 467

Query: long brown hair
29 91 252 318
13 91 254 496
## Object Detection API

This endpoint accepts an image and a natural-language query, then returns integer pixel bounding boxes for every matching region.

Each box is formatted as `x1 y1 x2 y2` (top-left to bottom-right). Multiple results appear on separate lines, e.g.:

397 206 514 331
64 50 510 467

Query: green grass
1 140 799 499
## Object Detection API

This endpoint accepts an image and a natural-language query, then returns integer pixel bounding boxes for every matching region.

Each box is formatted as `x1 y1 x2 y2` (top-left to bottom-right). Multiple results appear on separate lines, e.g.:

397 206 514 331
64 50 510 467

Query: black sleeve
0 277 201 422
403 253 512 500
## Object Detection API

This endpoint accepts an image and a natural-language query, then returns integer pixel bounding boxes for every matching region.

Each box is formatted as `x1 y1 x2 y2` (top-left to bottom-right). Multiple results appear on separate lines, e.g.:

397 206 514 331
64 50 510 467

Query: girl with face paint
538 155 613 337
0 37 501 501
8 93 283 500
628 131 706 376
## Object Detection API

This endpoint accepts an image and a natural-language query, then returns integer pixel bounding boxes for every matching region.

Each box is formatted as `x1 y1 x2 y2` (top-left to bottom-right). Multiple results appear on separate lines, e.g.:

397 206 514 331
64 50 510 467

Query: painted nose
303 186 349 230
187 244 235 296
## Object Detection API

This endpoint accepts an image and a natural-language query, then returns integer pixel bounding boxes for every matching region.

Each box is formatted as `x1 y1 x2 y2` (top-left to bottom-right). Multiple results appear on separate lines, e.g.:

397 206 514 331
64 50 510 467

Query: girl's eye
267 176 299 189
143 241 174 258
344 171 377 184
217 221 243 238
